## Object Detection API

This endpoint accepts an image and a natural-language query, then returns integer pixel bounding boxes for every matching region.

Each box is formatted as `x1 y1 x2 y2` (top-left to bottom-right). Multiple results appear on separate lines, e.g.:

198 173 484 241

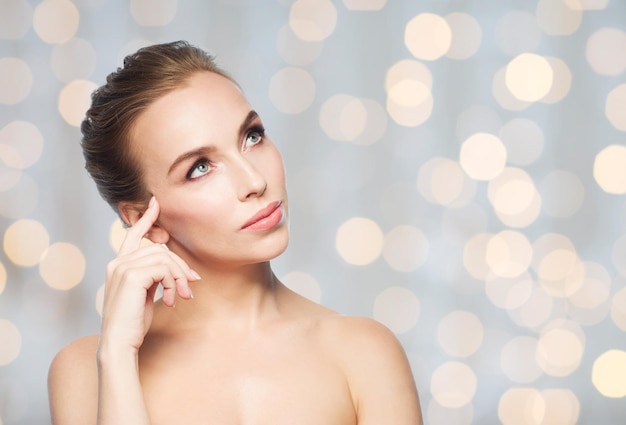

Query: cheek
156 191 225 235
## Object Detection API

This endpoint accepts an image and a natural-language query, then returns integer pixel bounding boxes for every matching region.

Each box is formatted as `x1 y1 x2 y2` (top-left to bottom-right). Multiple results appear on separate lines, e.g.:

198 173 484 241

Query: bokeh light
0 58 32 105
276 25 323 66
535 0 582 36
342 0 386 11
586 28 626 76
268 67 316 114
605 84 626 131
498 387 545 425
95 284 105 316
492 66 532 111
539 170 584 218
501 336 542 383
373 286 420 334
592 350 626 398
33 0 80 44
594 144 626 194
130 0 177 27
460 133 507 181
427 399 474 425
58 79 98 127
485 272 533 310
612 235 626 277
417 157 476 207
444 13 482 60
541 389 580 425
51 38 97 82
541 57 572 104
405 13 452 61
505 53 553 102
382 225 429 272
567 261 611 311
488 167 541 228
507 285 554 329
3 219 50 267
611 287 626 331
0 121 44 170
0 319 21 366
39 242 86 290
385 60 433 91
289 0 337 42
485 230 532 278
0 262 6 295
437 311 483 358
577 0 609 9
386 79 433 127
281 271 322 303
319 94 387 145
536 325 584 377
463 233 492 280
335 217 383 266
430 361 477 408
498 387 580 425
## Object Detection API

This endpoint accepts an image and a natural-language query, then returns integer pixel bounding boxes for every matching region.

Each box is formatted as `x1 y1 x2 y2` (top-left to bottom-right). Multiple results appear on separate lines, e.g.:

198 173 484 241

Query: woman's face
128 71 288 269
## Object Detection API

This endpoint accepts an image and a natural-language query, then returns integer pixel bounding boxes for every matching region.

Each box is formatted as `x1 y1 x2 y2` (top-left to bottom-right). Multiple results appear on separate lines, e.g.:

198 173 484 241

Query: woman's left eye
244 129 264 148
187 160 211 180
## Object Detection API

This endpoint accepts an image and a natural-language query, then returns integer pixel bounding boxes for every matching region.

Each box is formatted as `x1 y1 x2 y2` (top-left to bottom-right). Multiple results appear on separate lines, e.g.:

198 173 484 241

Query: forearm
97 344 151 425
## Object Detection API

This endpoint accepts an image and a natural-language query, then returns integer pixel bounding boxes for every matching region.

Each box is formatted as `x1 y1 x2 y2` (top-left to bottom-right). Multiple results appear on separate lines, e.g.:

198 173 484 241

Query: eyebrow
167 110 260 176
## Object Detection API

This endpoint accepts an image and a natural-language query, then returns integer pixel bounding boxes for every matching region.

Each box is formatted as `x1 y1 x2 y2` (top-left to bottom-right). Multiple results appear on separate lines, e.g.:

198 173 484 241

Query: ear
118 201 170 245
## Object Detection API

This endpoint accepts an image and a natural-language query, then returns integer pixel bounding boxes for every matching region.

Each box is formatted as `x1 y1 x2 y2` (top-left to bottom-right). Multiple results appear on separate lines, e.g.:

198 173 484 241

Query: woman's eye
244 130 263 148
187 160 211 179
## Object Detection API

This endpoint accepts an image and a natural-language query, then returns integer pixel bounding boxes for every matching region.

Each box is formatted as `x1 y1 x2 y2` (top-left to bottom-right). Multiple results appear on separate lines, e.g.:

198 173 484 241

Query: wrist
97 338 140 366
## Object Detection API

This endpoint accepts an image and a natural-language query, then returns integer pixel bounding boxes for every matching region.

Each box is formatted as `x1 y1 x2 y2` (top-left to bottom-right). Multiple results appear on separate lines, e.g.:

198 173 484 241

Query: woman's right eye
186 160 211 180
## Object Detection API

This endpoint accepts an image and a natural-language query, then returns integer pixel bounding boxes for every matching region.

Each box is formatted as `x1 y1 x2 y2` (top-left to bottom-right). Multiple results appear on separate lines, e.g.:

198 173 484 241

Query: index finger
118 196 159 256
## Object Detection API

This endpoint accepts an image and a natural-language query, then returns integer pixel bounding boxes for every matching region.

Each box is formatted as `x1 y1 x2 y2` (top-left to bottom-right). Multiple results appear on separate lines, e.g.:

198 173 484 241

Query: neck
156 261 285 332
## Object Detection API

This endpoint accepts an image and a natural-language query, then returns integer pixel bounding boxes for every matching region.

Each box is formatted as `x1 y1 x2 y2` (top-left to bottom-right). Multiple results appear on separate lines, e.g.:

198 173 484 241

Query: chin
261 230 290 261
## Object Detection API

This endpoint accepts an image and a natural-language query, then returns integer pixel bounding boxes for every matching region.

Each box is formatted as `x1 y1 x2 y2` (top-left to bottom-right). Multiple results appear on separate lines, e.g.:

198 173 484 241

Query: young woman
48 41 423 425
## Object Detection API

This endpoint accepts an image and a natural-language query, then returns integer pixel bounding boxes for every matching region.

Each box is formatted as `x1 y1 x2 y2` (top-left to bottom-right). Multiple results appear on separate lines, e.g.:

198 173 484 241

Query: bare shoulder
48 334 99 424
317 316 423 425
317 315 408 360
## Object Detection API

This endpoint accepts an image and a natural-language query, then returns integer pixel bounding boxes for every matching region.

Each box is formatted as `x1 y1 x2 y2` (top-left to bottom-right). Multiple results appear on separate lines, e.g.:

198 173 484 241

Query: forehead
128 72 251 158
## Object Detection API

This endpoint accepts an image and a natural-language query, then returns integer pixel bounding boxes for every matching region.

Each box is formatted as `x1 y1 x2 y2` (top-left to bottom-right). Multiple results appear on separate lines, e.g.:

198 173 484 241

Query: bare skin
48 72 423 424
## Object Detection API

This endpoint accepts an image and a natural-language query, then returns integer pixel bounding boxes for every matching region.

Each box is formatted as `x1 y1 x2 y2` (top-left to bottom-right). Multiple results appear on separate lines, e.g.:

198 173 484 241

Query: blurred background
1 0 626 423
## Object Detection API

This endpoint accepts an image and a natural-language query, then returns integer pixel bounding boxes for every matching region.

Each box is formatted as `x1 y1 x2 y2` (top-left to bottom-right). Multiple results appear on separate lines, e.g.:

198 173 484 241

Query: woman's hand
99 196 198 355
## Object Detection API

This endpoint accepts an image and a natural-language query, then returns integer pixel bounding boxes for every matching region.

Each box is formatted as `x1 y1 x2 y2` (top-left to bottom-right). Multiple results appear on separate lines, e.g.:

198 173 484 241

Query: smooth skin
48 72 423 425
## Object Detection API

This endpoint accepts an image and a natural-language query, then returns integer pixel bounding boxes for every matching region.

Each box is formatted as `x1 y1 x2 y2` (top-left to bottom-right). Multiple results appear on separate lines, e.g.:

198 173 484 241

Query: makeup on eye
186 158 212 180
243 125 265 149
170 111 266 181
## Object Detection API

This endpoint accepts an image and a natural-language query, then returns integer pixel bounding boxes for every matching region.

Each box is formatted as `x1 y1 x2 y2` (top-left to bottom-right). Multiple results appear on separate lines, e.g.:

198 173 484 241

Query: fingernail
148 196 156 208
190 270 201 281
188 287 194 299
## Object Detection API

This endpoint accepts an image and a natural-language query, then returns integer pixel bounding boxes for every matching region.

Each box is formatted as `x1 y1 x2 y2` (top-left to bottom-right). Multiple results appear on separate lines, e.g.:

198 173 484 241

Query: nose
233 156 267 200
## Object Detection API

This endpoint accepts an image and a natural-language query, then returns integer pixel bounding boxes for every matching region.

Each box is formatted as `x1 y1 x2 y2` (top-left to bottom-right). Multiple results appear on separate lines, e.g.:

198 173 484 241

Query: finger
165 247 202 283
118 196 159 256
110 253 194 304
111 244 200 288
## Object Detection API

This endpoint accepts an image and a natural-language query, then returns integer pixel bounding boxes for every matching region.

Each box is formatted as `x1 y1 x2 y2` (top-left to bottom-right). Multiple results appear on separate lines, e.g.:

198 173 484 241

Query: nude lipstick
241 201 284 231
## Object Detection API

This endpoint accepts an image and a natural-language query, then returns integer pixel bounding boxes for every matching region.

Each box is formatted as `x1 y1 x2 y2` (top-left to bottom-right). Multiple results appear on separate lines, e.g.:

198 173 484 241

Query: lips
241 201 283 231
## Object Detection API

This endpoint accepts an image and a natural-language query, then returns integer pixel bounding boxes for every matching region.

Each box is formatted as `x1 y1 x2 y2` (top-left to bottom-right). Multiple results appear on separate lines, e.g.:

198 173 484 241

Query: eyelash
185 125 266 181
244 125 265 149
186 158 211 180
